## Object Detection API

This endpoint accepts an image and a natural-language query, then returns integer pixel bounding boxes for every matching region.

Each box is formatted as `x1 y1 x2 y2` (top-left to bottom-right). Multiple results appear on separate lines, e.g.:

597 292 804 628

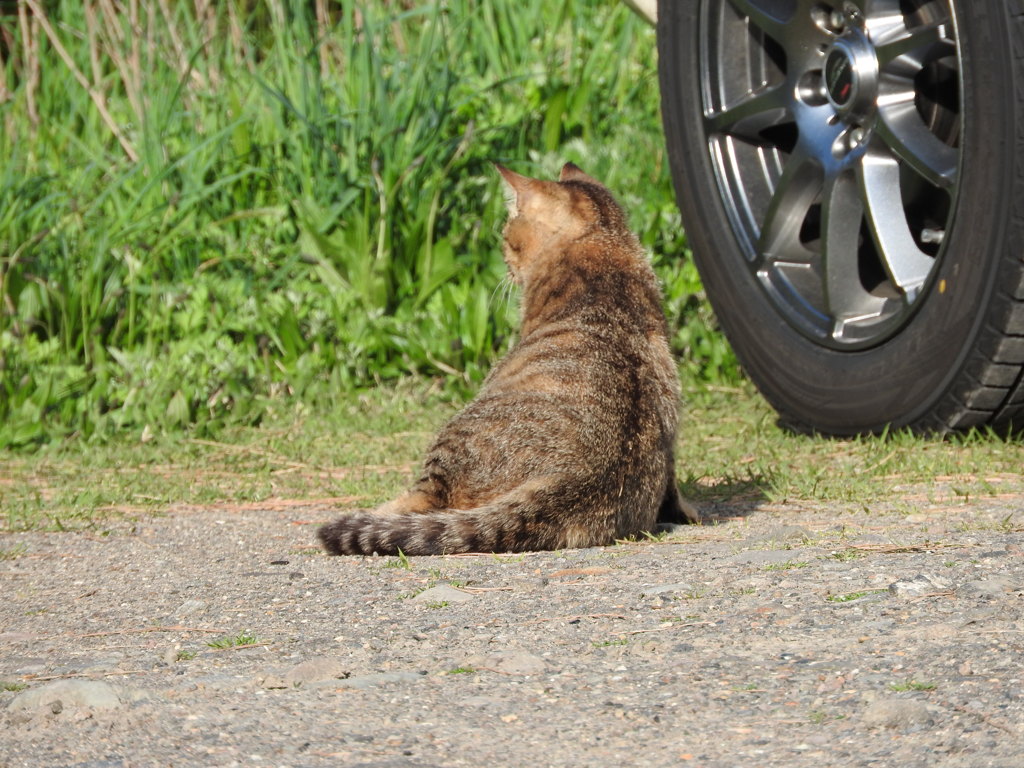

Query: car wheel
657 0 1024 434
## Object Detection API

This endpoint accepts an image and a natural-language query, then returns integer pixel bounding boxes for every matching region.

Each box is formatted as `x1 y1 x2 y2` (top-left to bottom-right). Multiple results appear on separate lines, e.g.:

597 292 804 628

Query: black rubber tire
657 0 1024 434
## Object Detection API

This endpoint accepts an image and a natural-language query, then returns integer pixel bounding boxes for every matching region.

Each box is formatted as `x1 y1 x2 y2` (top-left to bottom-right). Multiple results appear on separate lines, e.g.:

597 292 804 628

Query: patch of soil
2 495 1023 766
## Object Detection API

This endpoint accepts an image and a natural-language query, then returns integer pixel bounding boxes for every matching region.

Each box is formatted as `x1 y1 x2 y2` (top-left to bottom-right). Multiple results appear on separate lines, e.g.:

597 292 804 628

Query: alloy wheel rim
698 0 962 349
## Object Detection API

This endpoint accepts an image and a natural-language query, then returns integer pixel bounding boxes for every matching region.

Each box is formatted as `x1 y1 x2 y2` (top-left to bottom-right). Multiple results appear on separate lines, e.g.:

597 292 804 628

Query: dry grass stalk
23 0 138 161
16 0 39 126
0 23 9 104
315 0 329 77
157 0 207 90
193 0 220 87
226 0 249 72
85 4 129 127
128 0 141 107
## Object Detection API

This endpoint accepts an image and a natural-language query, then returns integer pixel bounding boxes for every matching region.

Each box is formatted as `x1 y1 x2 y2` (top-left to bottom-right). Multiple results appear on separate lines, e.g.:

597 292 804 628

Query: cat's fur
317 162 697 556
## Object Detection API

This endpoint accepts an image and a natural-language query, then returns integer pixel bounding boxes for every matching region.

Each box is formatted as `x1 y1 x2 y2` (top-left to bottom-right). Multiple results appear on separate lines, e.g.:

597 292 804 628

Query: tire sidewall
658 1 1015 433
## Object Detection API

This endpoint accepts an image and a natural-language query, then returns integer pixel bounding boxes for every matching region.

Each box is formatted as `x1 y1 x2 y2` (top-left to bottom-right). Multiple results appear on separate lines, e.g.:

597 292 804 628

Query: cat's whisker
488 272 517 316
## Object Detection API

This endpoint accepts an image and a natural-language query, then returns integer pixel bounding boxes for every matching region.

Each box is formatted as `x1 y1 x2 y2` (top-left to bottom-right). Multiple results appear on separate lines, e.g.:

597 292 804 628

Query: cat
317 162 698 556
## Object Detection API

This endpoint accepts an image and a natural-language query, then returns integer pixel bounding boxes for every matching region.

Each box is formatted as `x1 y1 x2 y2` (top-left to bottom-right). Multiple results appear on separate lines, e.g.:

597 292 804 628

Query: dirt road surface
2 492 1023 767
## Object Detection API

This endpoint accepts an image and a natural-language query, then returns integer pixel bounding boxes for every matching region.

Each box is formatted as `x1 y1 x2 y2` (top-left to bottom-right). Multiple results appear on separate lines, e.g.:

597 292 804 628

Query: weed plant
0 0 733 448
3 380 1023 532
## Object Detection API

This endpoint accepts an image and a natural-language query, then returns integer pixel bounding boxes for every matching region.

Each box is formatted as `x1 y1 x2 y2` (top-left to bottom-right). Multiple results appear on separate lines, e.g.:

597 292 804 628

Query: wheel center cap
825 47 856 107
823 33 878 116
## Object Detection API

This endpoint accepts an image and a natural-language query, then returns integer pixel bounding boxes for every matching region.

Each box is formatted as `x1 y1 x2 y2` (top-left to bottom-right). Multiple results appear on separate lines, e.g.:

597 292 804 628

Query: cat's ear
559 162 601 186
494 164 538 217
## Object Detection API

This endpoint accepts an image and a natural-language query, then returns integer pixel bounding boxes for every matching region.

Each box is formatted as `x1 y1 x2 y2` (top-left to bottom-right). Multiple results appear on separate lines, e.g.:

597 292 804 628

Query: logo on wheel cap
825 47 855 107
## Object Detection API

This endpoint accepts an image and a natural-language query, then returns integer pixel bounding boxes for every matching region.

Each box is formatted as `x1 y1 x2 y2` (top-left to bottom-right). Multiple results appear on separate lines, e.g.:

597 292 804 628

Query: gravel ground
2 492 1023 767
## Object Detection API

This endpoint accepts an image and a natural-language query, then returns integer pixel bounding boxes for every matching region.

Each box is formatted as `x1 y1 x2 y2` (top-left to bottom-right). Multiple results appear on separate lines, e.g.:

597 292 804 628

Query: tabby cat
318 162 697 556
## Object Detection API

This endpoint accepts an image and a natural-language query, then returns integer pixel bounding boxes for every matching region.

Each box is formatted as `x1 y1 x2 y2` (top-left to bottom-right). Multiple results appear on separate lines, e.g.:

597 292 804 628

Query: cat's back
441 188 679 485
316 163 693 557
488 203 678 415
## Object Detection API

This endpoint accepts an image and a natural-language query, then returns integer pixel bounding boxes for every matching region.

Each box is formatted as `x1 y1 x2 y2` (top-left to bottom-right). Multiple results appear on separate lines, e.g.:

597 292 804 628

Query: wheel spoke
757 152 821 261
724 0 789 40
705 86 790 142
875 97 958 188
875 20 954 69
821 171 872 323
696 0 960 349
858 149 935 294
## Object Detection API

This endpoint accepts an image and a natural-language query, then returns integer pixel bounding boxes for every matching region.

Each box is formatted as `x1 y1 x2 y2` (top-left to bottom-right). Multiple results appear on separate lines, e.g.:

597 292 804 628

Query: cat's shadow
676 476 769 526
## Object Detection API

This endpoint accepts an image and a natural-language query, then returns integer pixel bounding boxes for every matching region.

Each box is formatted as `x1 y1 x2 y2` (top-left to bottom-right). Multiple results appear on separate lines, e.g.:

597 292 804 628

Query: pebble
332 671 426 690
861 699 935 729
259 656 349 689
463 651 547 676
8 680 124 712
412 585 474 604
170 599 208 619
957 577 1019 597
727 550 804 566
743 525 813 546
640 582 696 597
4 500 1023 767
887 573 952 596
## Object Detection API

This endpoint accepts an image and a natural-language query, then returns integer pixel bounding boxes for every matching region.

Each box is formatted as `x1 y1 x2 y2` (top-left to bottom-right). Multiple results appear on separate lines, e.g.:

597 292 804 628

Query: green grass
4 4 1022 530
763 560 811 571
592 637 629 648
889 679 937 692
0 543 27 560
0 0 730 449
825 589 887 603
206 630 261 650
383 550 413 570
807 709 845 725
828 550 864 562
2 381 1024 532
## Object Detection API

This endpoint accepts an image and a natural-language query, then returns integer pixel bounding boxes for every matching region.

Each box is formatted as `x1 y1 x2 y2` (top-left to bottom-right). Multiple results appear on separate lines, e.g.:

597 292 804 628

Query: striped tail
318 509 538 557
317 490 592 556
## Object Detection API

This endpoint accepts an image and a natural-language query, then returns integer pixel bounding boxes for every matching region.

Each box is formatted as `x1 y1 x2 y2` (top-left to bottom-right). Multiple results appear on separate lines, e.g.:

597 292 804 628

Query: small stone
958 577 1018 598
465 651 547 676
170 599 208 619
851 534 890 546
333 671 425 690
728 550 803 566
745 526 812 546
516 577 549 591
862 699 934 729
641 582 696 597
8 680 123 712
888 574 952 597
461 695 504 709
976 550 1009 559
258 674 291 690
412 585 473 604
548 567 613 579
284 657 349 686
8 710 33 726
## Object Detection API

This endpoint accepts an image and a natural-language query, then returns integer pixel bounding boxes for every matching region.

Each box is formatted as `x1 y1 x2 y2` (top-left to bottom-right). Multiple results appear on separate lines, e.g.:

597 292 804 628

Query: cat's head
495 163 631 284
